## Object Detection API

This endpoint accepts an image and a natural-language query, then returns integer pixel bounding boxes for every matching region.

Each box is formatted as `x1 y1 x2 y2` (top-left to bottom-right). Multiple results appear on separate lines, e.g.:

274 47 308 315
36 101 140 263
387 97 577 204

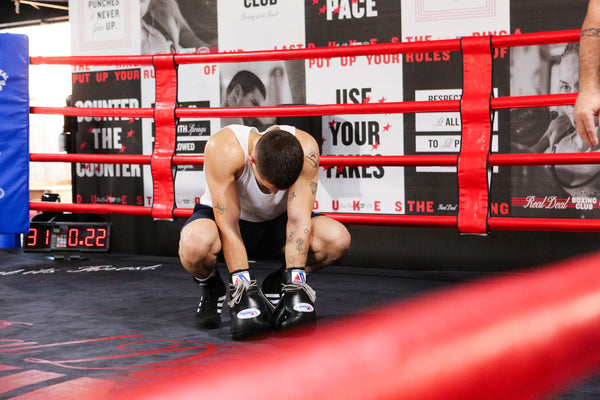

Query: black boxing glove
228 269 273 340
274 268 317 331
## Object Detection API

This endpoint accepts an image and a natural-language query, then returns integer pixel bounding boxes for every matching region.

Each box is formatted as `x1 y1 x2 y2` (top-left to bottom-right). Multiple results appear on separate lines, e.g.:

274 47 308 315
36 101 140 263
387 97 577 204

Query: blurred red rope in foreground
111 250 600 400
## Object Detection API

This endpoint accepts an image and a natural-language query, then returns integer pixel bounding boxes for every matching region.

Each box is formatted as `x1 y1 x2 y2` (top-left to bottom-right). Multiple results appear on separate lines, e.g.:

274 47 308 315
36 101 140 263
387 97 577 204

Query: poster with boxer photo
214 1 307 124
170 61 220 208
508 0 595 218
139 0 219 207
140 0 218 54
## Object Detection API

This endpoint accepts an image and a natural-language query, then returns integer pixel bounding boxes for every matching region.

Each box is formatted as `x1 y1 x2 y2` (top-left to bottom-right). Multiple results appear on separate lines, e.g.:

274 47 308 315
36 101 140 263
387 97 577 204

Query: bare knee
328 223 351 261
179 221 220 279
307 218 351 272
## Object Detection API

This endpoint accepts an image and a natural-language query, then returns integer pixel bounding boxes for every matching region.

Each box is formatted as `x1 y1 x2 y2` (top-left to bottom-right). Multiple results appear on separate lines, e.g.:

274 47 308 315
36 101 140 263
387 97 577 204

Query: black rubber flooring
0 249 598 399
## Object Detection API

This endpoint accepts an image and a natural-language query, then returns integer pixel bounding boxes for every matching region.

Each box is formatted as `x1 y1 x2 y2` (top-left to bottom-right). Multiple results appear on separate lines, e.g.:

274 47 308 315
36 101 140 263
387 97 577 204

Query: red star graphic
378 97 386 103
83 163 89 169
88 127 94 134
127 129 135 138
129 117 135 124
321 166 329 173
319 5 326 14
334 6 341 14
328 119 337 128
337 166 345 173
95 165 101 172
321 137 327 145
312 0 319 5
80 142 87 149
383 123 391 132
119 146 127 153
372 142 380 150
363 96 371 103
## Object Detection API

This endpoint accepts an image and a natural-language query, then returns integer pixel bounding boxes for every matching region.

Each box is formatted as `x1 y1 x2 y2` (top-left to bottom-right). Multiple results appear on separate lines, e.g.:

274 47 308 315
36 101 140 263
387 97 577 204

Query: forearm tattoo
581 28 600 38
214 202 225 215
305 152 319 168
289 191 297 202
286 226 310 265
310 181 317 194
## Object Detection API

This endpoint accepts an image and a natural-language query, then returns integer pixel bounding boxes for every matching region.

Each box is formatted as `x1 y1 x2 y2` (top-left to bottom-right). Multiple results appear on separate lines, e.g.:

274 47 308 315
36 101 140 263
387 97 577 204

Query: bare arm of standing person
574 0 600 147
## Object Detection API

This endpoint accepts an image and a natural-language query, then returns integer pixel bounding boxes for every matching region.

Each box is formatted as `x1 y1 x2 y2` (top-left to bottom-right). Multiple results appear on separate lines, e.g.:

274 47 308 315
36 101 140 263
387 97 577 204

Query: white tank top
200 124 296 222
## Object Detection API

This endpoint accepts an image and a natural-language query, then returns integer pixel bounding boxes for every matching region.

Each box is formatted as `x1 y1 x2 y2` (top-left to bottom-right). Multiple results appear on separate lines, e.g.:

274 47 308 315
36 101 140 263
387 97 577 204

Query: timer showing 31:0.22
23 222 111 252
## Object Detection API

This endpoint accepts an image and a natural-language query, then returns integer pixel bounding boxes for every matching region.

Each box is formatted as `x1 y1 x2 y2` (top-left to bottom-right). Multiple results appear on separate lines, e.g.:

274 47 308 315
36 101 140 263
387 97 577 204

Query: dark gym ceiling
0 0 68 29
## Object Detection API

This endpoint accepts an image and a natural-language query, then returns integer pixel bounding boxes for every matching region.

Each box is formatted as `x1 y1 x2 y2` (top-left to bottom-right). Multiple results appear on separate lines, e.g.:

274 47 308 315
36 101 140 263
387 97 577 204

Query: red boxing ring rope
29 28 596 232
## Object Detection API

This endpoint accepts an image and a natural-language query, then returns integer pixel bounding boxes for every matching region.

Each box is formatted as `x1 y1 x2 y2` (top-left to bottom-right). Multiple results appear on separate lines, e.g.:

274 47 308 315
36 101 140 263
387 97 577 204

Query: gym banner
71 67 144 207
69 0 141 56
68 0 595 219
401 0 511 216
0 33 29 234
304 0 401 48
307 54 404 214
218 0 305 52
305 1 403 214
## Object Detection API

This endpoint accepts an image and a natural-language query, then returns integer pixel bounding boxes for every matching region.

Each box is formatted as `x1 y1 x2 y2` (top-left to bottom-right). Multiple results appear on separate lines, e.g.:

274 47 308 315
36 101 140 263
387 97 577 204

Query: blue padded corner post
0 33 30 237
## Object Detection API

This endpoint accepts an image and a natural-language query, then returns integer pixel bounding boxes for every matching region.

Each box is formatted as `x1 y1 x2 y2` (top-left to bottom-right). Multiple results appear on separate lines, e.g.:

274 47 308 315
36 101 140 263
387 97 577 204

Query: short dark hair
255 129 304 189
226 70 266 99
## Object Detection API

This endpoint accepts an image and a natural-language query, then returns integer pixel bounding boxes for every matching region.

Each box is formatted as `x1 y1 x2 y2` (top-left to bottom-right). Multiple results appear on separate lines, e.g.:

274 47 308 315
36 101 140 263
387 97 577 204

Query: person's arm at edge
574 0 600 147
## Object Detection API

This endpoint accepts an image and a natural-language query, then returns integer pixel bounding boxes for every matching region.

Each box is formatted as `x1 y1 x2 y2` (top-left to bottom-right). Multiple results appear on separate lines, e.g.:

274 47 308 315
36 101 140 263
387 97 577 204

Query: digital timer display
23 222 111 252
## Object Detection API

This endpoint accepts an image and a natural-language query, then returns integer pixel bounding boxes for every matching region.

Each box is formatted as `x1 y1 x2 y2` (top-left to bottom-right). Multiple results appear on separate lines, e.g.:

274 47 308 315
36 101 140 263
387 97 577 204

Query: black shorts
183 203 322 261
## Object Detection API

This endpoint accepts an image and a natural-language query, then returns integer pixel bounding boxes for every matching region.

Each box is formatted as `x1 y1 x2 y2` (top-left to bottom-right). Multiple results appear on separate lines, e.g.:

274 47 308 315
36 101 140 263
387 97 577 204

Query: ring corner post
0 33 30 247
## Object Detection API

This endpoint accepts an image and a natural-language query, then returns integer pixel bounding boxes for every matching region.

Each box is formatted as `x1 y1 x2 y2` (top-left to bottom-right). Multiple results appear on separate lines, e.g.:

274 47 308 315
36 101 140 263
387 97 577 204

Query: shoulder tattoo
214 202 226 215
305 152 319 168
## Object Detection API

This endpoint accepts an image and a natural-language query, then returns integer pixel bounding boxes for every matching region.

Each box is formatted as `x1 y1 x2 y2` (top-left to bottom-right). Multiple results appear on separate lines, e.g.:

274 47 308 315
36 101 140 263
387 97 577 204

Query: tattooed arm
285 130 320 269
575 0 600 147
204 127 249 272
